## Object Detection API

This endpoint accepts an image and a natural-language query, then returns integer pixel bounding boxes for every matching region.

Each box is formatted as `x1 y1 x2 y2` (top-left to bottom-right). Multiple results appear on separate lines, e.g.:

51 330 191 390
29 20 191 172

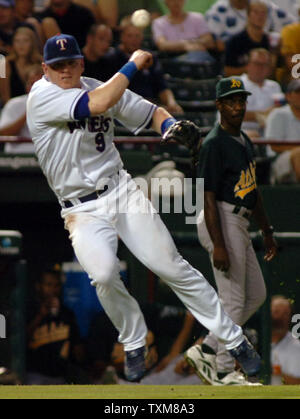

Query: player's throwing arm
87 50 153 115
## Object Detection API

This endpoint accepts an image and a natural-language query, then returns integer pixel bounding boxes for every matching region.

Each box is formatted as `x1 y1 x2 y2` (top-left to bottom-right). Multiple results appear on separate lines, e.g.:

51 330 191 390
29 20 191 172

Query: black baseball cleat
229 337 261 377
124 346 147 382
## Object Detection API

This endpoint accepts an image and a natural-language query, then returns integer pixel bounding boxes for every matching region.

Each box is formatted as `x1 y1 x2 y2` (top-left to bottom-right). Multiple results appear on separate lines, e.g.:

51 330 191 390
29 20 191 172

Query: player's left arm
252 191 278 262
152 107 202 167
151 106 173 134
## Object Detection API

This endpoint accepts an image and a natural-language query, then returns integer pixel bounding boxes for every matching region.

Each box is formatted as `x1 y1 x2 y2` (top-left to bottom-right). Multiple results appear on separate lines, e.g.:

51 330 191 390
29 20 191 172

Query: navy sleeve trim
133 104 157 135
74 91 91 120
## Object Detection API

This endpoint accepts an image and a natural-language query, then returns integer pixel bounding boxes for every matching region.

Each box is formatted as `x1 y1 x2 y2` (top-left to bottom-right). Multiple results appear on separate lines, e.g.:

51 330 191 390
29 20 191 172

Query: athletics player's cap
43 34 84 65
216 77 252 99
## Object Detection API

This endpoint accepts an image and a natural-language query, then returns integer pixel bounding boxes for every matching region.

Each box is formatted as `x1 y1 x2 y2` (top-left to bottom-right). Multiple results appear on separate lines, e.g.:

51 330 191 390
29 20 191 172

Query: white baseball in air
131 9 151 28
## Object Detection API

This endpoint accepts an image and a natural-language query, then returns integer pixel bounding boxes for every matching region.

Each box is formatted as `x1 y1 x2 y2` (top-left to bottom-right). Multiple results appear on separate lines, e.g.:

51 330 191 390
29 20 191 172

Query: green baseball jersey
198 124 258 210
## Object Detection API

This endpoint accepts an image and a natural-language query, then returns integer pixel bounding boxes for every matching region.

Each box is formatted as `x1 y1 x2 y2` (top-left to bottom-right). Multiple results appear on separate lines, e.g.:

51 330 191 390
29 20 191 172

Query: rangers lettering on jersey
67 116 112 134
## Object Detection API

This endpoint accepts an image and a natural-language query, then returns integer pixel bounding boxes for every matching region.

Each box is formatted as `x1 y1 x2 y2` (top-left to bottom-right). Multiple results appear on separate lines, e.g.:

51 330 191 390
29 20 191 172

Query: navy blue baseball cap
43 34 84 65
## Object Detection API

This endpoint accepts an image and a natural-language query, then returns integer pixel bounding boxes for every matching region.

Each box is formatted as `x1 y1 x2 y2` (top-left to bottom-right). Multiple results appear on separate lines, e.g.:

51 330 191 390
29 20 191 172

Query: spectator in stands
0 26 42 104
271 295 300 385
15 0 34 20
265 79 300 184
0 64 42 153
104 21 183 114
152 0 216 61
72 0 100 20
271 0 300 17
33 0 49 13
37 0 95 47
82 24 118 81
14 0 44 45
26 267 88 385
205 0 295 51
0 0 42 55
241 48 283 138
224 1 270 77
0 0 17 54
95 0 163 30
276 22 300 92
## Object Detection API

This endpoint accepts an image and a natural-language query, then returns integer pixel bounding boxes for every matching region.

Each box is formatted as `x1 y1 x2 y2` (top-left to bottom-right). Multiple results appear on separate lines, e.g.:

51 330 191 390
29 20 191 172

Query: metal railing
0 136 300 146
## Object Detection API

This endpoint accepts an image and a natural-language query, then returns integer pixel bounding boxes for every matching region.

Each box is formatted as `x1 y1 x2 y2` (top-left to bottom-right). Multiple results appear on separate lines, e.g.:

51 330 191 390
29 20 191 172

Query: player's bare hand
129 49 153 70
263 235 278 262
213 246 230 273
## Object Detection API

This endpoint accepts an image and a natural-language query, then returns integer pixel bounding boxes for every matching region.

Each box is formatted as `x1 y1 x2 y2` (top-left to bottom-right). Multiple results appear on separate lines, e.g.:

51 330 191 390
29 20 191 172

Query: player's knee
90 263 118 289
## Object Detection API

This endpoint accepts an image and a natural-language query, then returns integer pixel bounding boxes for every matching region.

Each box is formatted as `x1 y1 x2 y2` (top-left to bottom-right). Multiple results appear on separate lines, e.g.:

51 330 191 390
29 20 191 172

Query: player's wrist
118 62 138 82
161 117 177 135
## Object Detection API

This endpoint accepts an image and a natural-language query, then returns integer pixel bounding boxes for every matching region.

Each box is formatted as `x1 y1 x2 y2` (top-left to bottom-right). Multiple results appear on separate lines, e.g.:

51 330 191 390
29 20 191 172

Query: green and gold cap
216 77 252 99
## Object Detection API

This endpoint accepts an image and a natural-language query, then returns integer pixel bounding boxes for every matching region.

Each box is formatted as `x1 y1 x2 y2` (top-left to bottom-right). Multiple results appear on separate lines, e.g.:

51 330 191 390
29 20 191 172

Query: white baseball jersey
26 76 156 204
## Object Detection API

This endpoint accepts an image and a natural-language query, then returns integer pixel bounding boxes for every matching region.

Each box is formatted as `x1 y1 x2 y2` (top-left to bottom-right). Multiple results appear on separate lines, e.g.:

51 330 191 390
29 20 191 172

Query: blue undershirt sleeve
74 92 91 120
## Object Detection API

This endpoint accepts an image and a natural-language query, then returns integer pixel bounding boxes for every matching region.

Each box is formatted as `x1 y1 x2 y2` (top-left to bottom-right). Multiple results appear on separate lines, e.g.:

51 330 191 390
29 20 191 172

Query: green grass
0 385 300 399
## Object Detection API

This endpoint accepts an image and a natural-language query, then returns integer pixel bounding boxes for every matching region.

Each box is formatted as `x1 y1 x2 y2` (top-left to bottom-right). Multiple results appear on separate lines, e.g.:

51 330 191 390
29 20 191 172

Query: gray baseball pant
197 201 266 373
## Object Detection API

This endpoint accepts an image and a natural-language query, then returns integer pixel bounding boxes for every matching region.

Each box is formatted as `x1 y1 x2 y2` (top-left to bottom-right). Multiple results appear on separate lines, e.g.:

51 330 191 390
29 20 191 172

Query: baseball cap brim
44 54 84 65
218 89 252 99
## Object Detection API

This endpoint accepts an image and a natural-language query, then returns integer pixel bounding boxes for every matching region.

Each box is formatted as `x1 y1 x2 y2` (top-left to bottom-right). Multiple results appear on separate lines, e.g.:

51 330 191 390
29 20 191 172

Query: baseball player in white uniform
27 34 261 382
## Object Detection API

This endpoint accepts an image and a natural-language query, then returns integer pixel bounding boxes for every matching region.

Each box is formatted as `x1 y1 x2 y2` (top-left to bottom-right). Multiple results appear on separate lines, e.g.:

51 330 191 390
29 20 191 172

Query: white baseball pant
62 170 244 352
197 201 266 373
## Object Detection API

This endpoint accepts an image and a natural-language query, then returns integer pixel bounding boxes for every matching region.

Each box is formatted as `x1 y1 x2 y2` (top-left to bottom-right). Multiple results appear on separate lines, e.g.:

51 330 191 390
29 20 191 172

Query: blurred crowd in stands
0 0 299 184
21 265 300 386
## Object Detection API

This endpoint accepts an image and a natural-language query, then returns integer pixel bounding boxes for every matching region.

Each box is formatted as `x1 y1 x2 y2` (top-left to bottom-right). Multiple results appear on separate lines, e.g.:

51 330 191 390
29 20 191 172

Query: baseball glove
161 120 202 167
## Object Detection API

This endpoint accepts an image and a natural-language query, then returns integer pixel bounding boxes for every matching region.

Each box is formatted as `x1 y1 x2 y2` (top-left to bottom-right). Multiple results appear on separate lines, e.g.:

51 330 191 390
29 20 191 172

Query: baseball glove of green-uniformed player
161 120 202 167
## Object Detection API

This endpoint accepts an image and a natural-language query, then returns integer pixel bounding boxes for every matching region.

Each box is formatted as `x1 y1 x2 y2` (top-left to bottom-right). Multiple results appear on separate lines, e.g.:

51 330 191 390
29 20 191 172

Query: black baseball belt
63 185 109 208
232 205 252 219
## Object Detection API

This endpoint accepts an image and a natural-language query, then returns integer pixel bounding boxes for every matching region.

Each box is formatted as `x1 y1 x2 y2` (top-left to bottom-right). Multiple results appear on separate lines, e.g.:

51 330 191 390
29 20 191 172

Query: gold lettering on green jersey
234 161 257 200
29 322 71 350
